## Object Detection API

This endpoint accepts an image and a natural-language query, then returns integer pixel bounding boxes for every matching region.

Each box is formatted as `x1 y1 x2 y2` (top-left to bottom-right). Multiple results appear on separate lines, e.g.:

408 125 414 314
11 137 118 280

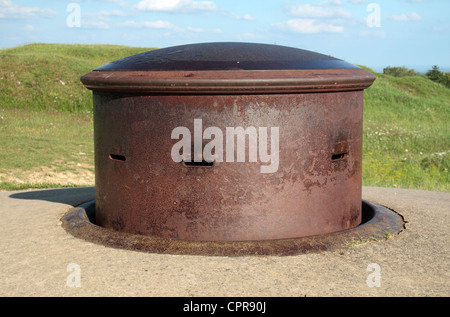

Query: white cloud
389 12 421 21
79 10 132 29
281 1 350 34
242 14 256 21
317 0 345 5
100 0 129 8
82 21 110 29
347 0 366 4
186 26 203 32
120 20 174 29
286 3 352 19
136 0 216 13
235 32 262 41
273 19 344 33
229 12 256 20
0 0 56 18
359 29 387 38
21 24 34 31
119 21 208 34
97 10 128 17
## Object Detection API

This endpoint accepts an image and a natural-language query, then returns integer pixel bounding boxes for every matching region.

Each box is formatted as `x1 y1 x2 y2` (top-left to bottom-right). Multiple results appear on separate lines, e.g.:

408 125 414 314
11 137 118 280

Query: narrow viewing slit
183 160 214 167
109 154 126 162
331 153 348 161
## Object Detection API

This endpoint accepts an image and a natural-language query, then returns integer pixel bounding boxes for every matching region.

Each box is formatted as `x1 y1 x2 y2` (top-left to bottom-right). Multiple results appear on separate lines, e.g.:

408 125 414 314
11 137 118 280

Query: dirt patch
0 164 94 186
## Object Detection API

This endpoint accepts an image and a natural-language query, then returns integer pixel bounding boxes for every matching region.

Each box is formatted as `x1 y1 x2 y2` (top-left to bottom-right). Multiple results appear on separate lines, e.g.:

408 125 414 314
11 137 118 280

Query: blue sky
0 0 449 72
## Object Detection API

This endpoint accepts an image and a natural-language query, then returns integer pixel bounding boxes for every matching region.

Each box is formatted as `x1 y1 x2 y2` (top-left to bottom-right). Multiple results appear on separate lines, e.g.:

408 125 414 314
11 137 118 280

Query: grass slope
0 43 154 113
360 66 449 191
0 44 449 191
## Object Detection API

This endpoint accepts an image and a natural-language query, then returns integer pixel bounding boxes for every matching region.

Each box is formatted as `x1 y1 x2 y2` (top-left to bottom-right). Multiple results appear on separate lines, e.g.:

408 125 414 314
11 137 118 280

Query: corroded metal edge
80 69 376 94
60 200 405 257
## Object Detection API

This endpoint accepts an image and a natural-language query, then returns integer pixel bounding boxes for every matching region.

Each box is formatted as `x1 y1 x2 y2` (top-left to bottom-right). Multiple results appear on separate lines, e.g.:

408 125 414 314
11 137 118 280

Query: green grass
0 43 154 113
343 231 393 249
0 44 448 192
0 108 95 188
0 181 88 191
360 66 449 192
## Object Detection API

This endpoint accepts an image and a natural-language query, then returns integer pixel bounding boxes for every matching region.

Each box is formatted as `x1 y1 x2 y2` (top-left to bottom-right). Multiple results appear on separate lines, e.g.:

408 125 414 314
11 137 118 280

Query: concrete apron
0 186 448 296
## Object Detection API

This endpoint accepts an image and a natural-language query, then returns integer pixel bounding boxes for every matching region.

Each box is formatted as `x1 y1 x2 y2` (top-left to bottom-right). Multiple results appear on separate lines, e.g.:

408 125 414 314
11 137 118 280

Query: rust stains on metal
80 69 375 94
80 42 376 242
81 42 375 94
61 200 405 256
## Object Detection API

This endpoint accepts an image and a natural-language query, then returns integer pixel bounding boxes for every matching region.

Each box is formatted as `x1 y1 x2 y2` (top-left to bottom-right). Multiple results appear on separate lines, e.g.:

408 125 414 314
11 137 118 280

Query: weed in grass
344 231 393 249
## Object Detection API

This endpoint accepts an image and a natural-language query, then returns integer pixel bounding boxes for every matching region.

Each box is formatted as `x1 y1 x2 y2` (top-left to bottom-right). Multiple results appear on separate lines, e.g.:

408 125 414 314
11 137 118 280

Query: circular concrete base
2 187 448 296
61 200 405 256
